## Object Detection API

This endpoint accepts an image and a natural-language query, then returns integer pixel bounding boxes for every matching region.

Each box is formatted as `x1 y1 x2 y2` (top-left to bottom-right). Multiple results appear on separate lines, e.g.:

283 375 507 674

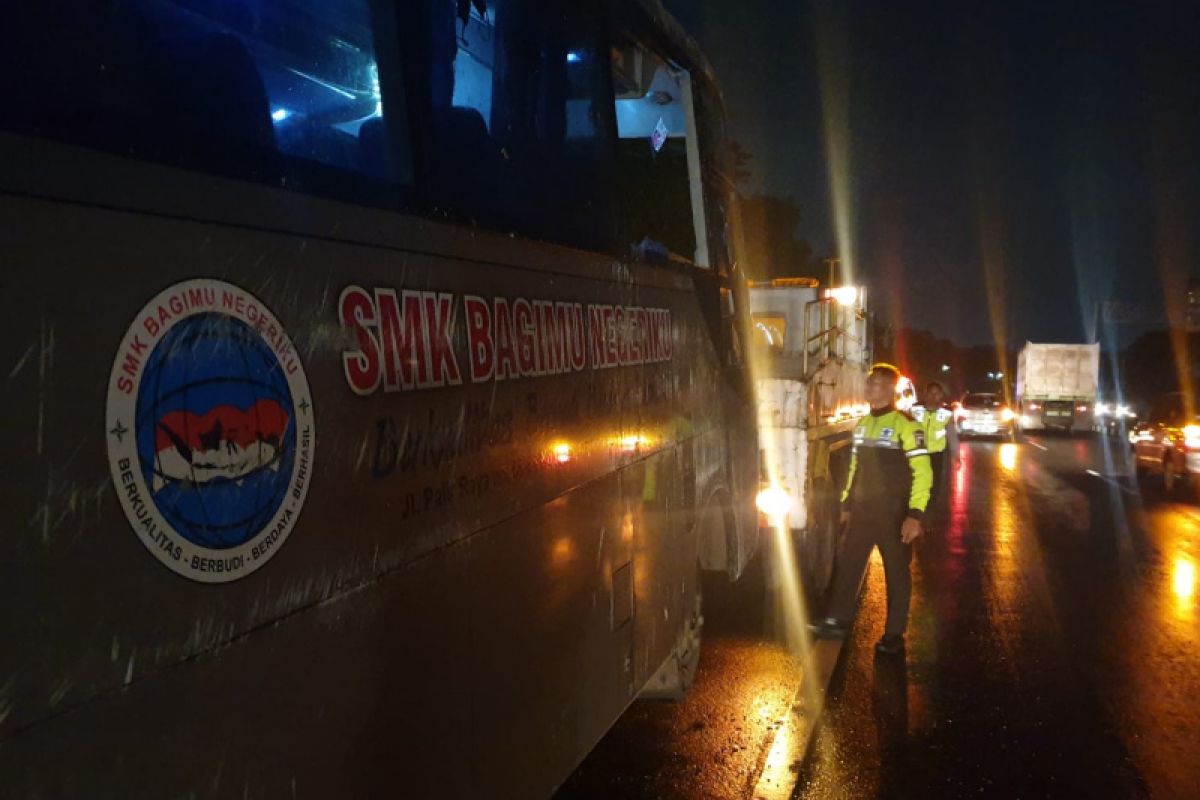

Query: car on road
1094 398 1138 437
956 391 1015 439
1132 392 1200 497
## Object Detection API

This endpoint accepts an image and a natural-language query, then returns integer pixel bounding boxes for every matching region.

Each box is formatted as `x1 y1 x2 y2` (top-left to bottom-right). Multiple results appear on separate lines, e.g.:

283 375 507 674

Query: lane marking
1027 439 1049 451
1084 469 1139 496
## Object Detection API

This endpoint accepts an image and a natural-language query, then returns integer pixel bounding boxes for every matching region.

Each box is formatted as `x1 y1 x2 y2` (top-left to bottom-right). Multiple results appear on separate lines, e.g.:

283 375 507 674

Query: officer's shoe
875 633 905 655
808 618 847 640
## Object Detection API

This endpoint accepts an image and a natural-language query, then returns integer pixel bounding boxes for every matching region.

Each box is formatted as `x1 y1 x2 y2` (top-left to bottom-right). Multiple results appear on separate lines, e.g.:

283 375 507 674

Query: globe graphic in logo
134 312 296 549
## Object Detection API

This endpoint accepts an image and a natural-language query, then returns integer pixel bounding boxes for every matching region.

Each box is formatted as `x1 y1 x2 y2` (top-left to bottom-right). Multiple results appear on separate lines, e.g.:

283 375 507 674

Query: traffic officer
810 363 932 655
911 381 960 525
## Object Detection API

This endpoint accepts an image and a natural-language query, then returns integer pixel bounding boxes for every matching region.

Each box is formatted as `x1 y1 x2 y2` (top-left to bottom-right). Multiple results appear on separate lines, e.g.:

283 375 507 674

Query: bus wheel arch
696 485 738 578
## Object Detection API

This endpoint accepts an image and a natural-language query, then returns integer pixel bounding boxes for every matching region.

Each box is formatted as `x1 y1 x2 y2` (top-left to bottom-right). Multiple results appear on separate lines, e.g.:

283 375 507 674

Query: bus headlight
756 486 795 518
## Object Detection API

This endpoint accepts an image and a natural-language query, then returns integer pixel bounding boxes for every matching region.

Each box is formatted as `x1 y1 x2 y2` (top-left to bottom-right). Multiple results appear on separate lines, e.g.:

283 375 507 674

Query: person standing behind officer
911 381 960 528
810 363 932 655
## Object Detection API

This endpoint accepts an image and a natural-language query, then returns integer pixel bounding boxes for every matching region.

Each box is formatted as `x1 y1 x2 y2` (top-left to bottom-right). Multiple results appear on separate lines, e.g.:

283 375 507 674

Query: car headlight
1001 408 1015 422
1184 425 1200 449
756 486 795 518
1095 403 1111 416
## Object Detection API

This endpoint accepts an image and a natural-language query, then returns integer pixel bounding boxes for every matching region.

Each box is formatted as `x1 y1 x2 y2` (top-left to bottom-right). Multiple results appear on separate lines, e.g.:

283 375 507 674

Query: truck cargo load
1015 342 1100 433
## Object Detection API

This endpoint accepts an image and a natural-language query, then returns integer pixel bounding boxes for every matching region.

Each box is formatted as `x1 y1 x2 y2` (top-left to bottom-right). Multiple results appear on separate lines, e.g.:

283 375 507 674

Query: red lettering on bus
463 296 495 382
513 298 537 376
186 287 208 308
551 303 572 374
628 308 644 365
602 306 618 366
121 351 140 381
536 302 563 375
588 305 607 369
568 304 586 371
614 307 629 366
493 298 519 380
662 309 672 359
376 288 427 391
425 292 462 387
339 285 382 396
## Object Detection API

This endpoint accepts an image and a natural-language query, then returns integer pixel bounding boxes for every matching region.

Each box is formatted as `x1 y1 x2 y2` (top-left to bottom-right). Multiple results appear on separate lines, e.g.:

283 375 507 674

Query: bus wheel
800 478 837 603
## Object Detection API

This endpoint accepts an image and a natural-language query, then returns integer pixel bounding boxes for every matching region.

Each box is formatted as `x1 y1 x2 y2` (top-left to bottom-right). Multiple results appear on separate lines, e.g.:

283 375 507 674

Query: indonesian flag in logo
152 399 289 490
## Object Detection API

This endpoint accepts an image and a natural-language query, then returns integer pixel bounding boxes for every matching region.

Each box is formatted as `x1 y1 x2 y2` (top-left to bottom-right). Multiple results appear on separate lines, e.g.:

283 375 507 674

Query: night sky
666 0 1200 348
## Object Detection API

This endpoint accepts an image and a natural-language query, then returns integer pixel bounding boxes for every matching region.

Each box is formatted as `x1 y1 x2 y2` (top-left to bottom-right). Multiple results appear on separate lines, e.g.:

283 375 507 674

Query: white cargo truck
748 279 871 598
1015 342 1100 434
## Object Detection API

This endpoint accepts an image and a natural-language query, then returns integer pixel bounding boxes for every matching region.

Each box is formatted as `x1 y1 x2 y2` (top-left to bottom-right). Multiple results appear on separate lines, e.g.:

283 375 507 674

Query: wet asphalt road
560 433 1200 799
800 432 1200 799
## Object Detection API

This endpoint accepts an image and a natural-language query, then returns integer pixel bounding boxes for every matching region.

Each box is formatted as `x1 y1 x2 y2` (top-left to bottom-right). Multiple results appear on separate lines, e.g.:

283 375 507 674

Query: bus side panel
0 543 477 799
0 186 740 794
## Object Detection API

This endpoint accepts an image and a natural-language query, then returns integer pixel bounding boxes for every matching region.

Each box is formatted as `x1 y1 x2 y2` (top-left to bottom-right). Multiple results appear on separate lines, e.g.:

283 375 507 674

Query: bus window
1 1 411 200
611 37 707 267
692 79 735 273
418 0 615 253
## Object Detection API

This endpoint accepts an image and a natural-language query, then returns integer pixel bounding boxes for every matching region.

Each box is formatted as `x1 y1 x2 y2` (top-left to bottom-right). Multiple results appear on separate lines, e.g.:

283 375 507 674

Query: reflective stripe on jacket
841 405 933 519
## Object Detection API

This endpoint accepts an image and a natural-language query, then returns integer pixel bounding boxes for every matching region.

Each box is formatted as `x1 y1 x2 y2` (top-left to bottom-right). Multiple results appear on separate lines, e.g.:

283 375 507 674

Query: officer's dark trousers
827 504 912 636
927 452 946 515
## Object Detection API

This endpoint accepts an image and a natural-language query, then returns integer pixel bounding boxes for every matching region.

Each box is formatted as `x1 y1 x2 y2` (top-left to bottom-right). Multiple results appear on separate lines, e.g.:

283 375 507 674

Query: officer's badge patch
879 427 894 440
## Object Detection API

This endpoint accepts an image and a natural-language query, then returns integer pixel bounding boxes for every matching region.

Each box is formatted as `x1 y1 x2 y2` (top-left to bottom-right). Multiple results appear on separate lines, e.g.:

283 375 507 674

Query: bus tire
800 477 838 603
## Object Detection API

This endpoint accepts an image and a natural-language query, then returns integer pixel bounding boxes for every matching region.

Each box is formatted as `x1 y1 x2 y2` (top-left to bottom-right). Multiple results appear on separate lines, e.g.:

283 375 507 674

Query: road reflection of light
1173 556 1195 607
998 442 1018 473
946 445 970 554
987 447 1026 659
754 696 799 800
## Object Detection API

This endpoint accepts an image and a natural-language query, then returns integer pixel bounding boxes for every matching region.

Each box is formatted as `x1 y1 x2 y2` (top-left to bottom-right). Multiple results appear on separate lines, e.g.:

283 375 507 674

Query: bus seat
430 105 505 215
151 32 281 182
358 116 388 179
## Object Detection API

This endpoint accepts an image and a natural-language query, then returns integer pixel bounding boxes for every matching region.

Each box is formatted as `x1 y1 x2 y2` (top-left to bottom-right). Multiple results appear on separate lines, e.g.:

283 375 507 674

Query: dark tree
737 193 815 281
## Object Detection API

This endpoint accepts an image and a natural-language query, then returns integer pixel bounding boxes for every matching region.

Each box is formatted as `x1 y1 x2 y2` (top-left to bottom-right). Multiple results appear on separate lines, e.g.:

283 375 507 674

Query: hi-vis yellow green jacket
841 405 933 519
911 404 958 455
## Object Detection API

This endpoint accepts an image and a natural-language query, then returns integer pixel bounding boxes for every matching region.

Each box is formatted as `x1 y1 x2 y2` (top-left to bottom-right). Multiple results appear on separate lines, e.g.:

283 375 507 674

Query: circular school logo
106 279 315 583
